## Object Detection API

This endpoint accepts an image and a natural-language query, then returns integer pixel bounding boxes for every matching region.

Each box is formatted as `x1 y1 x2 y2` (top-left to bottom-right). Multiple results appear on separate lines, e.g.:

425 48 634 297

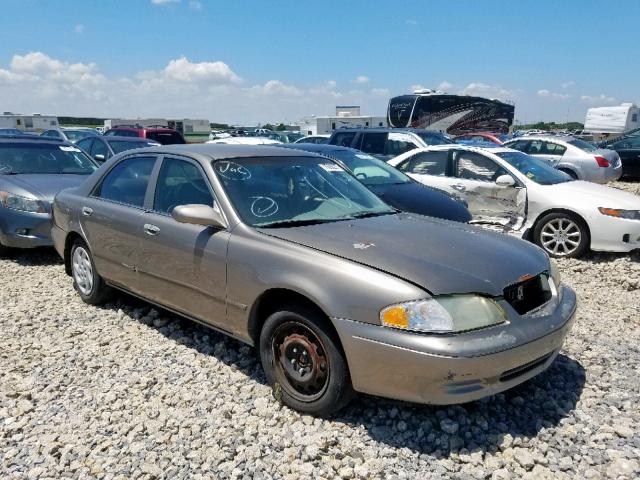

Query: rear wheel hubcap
72 246 94 295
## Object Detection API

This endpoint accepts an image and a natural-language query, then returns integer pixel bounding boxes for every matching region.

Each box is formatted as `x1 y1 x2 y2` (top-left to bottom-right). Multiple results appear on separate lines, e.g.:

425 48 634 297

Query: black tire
70 239 112 304
558 168 578 179
533 212 589 258
259 305 354 416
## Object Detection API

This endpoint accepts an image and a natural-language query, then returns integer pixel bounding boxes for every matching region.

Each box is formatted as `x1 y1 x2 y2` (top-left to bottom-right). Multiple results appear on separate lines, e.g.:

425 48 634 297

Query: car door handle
144 224 160 236
451 183 466 192
82 207 93 216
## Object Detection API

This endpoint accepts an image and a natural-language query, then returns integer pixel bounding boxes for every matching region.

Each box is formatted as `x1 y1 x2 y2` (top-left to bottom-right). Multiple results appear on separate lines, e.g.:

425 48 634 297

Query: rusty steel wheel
259 306 354 415
272 321 330 402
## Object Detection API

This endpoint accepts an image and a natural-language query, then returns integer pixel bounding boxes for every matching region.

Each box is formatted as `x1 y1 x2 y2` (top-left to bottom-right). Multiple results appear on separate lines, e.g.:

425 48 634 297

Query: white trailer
584 103 639 135
297 115 387 136
0 113 58 132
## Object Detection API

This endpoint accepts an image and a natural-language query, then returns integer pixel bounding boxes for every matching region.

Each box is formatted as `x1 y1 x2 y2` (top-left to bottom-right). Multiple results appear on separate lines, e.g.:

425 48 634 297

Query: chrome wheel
271 321 330 402
72 246 94 295
540 218 581 257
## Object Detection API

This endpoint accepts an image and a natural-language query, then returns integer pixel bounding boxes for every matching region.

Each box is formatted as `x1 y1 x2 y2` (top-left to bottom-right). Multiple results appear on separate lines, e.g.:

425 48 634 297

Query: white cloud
151 0 179 4
457 82 516 101
188 0 202 9
353 75 369 84
537 89 570 100
561 81 575 89
162 56 241 84
410 84 427 92
405 19 418 25
580 94 616 104
0 52 392 124
437 81 453 92
74 24 85 34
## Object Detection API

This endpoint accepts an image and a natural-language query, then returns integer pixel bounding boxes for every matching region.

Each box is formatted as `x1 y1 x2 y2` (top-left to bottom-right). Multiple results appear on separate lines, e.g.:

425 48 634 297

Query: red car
104 125 186 145
455 132 510 145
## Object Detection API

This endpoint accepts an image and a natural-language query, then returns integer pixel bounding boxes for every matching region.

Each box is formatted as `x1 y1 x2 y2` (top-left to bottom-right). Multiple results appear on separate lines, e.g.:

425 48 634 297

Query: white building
296 106 387 136
0 113 58 132
584 103 639 135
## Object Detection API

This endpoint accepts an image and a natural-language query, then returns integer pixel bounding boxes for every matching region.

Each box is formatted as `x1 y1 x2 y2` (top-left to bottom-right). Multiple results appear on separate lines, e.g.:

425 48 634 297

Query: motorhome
387 89 515 134
296 106 387 136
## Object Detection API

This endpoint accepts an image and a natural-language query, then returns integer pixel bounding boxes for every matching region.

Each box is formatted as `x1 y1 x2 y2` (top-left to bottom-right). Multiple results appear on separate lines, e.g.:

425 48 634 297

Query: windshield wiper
258 218 338 228
348 210 398 219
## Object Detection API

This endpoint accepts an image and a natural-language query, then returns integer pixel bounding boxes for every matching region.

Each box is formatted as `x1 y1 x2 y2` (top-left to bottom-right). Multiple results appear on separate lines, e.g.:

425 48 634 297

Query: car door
450 149 525 228
136 155 229 327
79 155 158 292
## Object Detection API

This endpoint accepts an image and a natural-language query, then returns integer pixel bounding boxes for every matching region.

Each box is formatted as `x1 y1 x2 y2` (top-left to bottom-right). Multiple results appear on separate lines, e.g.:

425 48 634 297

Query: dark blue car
278 144 472 223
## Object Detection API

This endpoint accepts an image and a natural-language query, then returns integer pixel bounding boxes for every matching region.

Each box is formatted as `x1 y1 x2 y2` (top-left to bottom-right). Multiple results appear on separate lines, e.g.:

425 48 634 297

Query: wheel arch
247 288 344 354
63 231 85 276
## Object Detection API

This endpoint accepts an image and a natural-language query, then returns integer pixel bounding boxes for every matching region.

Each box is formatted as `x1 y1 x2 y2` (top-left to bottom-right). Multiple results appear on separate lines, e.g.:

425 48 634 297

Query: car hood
3 174 89 202
545 180 640 209
261 213 549 296
368 182 472 223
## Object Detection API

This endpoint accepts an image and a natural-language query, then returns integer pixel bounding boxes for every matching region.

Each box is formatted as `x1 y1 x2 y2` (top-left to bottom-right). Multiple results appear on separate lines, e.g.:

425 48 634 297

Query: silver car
0 137 98 252
52 144 576 415
504 135 622 183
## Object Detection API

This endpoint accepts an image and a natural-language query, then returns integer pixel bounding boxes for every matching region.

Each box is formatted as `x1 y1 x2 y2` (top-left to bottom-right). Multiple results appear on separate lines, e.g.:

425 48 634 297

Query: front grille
503 274 552 315
499 352 554 382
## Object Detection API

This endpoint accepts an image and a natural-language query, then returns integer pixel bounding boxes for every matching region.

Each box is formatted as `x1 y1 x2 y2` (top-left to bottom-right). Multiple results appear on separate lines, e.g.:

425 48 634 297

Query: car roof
277 143 357 154
108 126 177 132
0 136 68 145
133 143 323 160
103 135 160 143
421 143 514 154
509 135 573 142
331 127 445 135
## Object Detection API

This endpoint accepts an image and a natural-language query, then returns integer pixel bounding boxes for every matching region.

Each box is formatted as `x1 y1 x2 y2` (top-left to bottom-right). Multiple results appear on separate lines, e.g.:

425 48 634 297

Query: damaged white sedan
389 144 640 258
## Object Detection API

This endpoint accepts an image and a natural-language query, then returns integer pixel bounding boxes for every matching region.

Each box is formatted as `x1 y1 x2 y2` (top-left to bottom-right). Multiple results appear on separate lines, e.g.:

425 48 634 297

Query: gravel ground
1 180 638 480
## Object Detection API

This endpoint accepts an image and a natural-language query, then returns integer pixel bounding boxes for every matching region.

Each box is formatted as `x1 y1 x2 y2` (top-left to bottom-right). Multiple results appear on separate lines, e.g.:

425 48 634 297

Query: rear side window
330 132 356 147
360 133 387 154
613 137 640 149
506 140 529 152
96 156 156 207
400 151 449 176
454 151 504 182
146 131 186 145
540 142 566 155
153 157 214 214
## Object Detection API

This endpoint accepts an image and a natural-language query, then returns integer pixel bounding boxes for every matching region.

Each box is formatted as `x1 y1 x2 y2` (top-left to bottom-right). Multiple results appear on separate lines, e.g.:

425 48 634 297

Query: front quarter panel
225 225 428 343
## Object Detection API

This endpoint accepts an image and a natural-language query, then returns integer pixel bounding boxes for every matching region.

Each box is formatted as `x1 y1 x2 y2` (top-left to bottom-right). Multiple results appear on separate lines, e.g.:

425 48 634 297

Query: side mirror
172 204 226 228
495 174 516 187
94 154 106 163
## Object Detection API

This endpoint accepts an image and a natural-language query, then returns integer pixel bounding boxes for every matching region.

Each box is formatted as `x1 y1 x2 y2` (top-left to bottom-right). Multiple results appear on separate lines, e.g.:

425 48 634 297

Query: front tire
71 239 112 304
533 212 589 258
259 306 353 416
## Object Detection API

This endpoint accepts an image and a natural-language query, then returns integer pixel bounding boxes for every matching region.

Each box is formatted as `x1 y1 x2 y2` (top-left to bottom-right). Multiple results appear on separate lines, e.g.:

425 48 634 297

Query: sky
0 0 638 125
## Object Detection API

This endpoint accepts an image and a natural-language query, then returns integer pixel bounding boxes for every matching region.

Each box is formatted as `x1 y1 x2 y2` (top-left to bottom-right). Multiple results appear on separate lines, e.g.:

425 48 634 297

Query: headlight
598 207 640 221
380 295 507 333
0 191 46 213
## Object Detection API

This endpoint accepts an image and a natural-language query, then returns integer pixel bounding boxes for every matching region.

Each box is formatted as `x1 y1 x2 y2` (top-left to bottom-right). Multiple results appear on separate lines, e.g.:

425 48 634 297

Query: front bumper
333 286 577 405
589 216 640 252
0 208 53 248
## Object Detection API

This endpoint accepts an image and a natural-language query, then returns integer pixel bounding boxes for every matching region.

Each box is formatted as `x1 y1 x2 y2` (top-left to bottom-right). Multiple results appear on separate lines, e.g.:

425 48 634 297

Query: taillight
594 155 610 168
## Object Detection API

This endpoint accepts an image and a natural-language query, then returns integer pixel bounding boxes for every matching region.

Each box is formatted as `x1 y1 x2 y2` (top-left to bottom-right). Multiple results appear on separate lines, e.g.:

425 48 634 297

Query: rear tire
70 239 112 304
533 212 589 258
259 305 354 416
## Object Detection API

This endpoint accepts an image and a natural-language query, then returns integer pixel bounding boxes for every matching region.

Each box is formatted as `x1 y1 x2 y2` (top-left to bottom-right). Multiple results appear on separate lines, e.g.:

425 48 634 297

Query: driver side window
453 151 505 182
154 157 214 214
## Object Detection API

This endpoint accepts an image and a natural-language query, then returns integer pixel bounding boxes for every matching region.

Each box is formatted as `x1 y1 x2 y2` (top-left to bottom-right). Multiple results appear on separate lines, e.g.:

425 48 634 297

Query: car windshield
0 129 23 136
322 149 411 186
213 156 396 227
64 130 95 142
0 143 98 175
567 138 598 152
415 131 455 145
496 151 572 185
109 140 159 154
